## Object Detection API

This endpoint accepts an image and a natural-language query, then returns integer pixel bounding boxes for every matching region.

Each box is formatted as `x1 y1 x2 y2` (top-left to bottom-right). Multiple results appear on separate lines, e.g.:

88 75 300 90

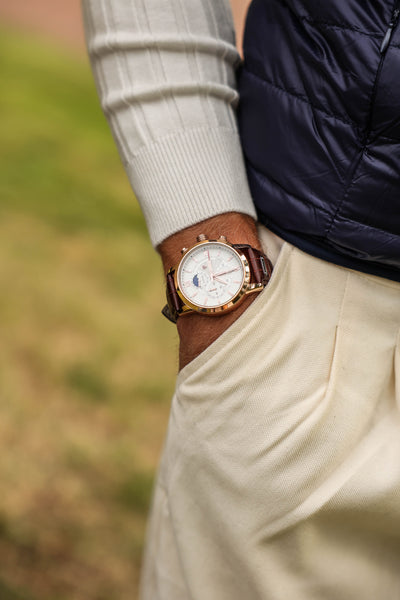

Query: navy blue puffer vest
238 0 400 281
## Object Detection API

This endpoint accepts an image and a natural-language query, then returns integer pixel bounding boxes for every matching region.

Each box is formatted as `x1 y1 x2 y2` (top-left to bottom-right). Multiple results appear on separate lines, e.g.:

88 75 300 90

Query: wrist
158 212 261 274
161 221 272 324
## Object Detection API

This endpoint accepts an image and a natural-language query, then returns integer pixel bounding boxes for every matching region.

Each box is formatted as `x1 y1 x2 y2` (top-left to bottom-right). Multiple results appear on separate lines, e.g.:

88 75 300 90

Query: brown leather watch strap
233 244 273 285
162 270 182 323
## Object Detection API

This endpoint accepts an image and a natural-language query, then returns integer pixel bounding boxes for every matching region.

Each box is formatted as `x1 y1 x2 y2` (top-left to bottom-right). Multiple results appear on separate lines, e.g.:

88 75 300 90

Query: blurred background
0 1 248 598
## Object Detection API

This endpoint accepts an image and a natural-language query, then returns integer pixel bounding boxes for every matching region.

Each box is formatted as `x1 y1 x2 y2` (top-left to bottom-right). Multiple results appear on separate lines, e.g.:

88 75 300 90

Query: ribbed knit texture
82 0 257 247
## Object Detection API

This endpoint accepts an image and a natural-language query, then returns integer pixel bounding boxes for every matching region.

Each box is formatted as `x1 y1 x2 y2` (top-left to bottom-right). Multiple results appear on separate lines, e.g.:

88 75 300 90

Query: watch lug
246 282 265 294
180 304 193 314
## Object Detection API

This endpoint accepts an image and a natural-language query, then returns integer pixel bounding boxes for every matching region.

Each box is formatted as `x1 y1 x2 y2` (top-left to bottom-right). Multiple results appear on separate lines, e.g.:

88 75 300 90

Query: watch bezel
174 239 251 315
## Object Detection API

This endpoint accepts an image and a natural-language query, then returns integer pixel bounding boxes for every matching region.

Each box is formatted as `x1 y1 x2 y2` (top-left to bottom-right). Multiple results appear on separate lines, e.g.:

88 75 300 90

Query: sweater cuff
125 127 257 248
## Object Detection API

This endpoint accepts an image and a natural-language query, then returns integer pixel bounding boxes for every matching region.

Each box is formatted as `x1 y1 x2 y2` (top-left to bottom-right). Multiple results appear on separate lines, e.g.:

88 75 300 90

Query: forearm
82 0 257 248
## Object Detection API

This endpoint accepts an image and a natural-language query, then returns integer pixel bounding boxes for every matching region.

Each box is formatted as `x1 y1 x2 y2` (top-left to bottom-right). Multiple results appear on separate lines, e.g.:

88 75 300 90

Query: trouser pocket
170 242 350 522
144 246 400 600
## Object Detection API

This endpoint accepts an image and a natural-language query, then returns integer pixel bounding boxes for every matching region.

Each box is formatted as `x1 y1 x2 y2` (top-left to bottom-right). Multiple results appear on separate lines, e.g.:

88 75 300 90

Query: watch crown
181 247 188 255
218 235 227 242
196 234 207 242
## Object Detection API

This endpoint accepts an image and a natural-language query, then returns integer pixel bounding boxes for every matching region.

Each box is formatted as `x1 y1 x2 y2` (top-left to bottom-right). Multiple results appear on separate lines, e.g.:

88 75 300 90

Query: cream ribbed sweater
82 0 256 247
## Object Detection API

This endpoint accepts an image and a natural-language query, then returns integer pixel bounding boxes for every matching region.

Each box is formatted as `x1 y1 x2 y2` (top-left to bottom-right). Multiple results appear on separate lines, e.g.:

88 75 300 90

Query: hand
176 293 257 370
158 212 263 371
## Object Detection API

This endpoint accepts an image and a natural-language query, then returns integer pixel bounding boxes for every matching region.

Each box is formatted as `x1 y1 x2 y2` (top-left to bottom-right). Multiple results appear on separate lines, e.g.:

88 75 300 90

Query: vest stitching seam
325 0 397 238
324 148 364 237
244 69 359 131
249 161 333 217
327 205 400 237
363 44 389 141
250 158 399 239
279 0 383 37
371 133 400 142
298 17 382 38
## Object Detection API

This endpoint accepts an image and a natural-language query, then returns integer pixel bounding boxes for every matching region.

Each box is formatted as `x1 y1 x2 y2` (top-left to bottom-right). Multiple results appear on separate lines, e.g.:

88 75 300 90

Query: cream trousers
140 228 400 600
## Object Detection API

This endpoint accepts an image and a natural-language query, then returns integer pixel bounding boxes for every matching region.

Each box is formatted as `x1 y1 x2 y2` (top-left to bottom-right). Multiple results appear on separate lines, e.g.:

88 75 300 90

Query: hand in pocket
159 213 266 371
177 294 258 370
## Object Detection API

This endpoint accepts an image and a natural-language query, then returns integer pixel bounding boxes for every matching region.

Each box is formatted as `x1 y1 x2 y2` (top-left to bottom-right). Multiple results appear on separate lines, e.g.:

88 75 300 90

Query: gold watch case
173 236 262 317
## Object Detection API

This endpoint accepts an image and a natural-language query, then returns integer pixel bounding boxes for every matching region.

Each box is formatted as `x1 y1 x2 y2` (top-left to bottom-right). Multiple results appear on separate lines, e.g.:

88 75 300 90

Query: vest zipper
380 6 400 53
364 3 400 140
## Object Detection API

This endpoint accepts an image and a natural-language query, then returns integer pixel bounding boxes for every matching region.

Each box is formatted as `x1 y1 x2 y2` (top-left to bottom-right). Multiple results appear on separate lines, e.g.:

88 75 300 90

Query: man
82 1 400 598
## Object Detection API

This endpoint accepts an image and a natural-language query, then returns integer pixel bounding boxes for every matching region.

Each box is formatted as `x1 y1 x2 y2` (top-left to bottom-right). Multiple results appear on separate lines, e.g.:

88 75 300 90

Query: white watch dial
177 242 245 309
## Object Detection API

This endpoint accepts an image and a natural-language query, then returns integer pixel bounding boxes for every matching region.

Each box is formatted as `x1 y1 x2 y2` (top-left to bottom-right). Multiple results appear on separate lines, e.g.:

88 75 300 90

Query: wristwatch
162 234 273 323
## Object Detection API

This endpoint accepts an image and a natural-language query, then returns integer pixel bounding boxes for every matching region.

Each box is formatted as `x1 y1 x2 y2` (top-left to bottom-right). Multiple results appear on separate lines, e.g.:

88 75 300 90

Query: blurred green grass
0 27 177 600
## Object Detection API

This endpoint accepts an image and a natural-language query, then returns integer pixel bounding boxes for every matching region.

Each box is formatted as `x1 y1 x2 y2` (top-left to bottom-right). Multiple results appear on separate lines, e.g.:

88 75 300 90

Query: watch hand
213 276 227 285
206 250 214 280
214 267 240 277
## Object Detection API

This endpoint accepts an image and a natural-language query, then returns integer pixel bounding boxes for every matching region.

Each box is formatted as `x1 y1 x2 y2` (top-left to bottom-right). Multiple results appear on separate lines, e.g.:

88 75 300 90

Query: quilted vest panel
238 0 400 281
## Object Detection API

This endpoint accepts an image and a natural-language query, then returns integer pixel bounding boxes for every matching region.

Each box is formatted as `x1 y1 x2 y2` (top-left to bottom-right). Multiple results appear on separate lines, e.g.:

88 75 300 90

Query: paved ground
0 0 249 53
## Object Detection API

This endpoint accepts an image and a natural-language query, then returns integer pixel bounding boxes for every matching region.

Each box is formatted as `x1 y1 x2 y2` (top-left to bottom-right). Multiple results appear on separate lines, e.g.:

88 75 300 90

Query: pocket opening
176 240 293 383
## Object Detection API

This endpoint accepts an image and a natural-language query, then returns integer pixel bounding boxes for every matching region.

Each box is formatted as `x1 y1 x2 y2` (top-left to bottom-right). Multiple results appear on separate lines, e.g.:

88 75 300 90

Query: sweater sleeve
82 0 257 247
